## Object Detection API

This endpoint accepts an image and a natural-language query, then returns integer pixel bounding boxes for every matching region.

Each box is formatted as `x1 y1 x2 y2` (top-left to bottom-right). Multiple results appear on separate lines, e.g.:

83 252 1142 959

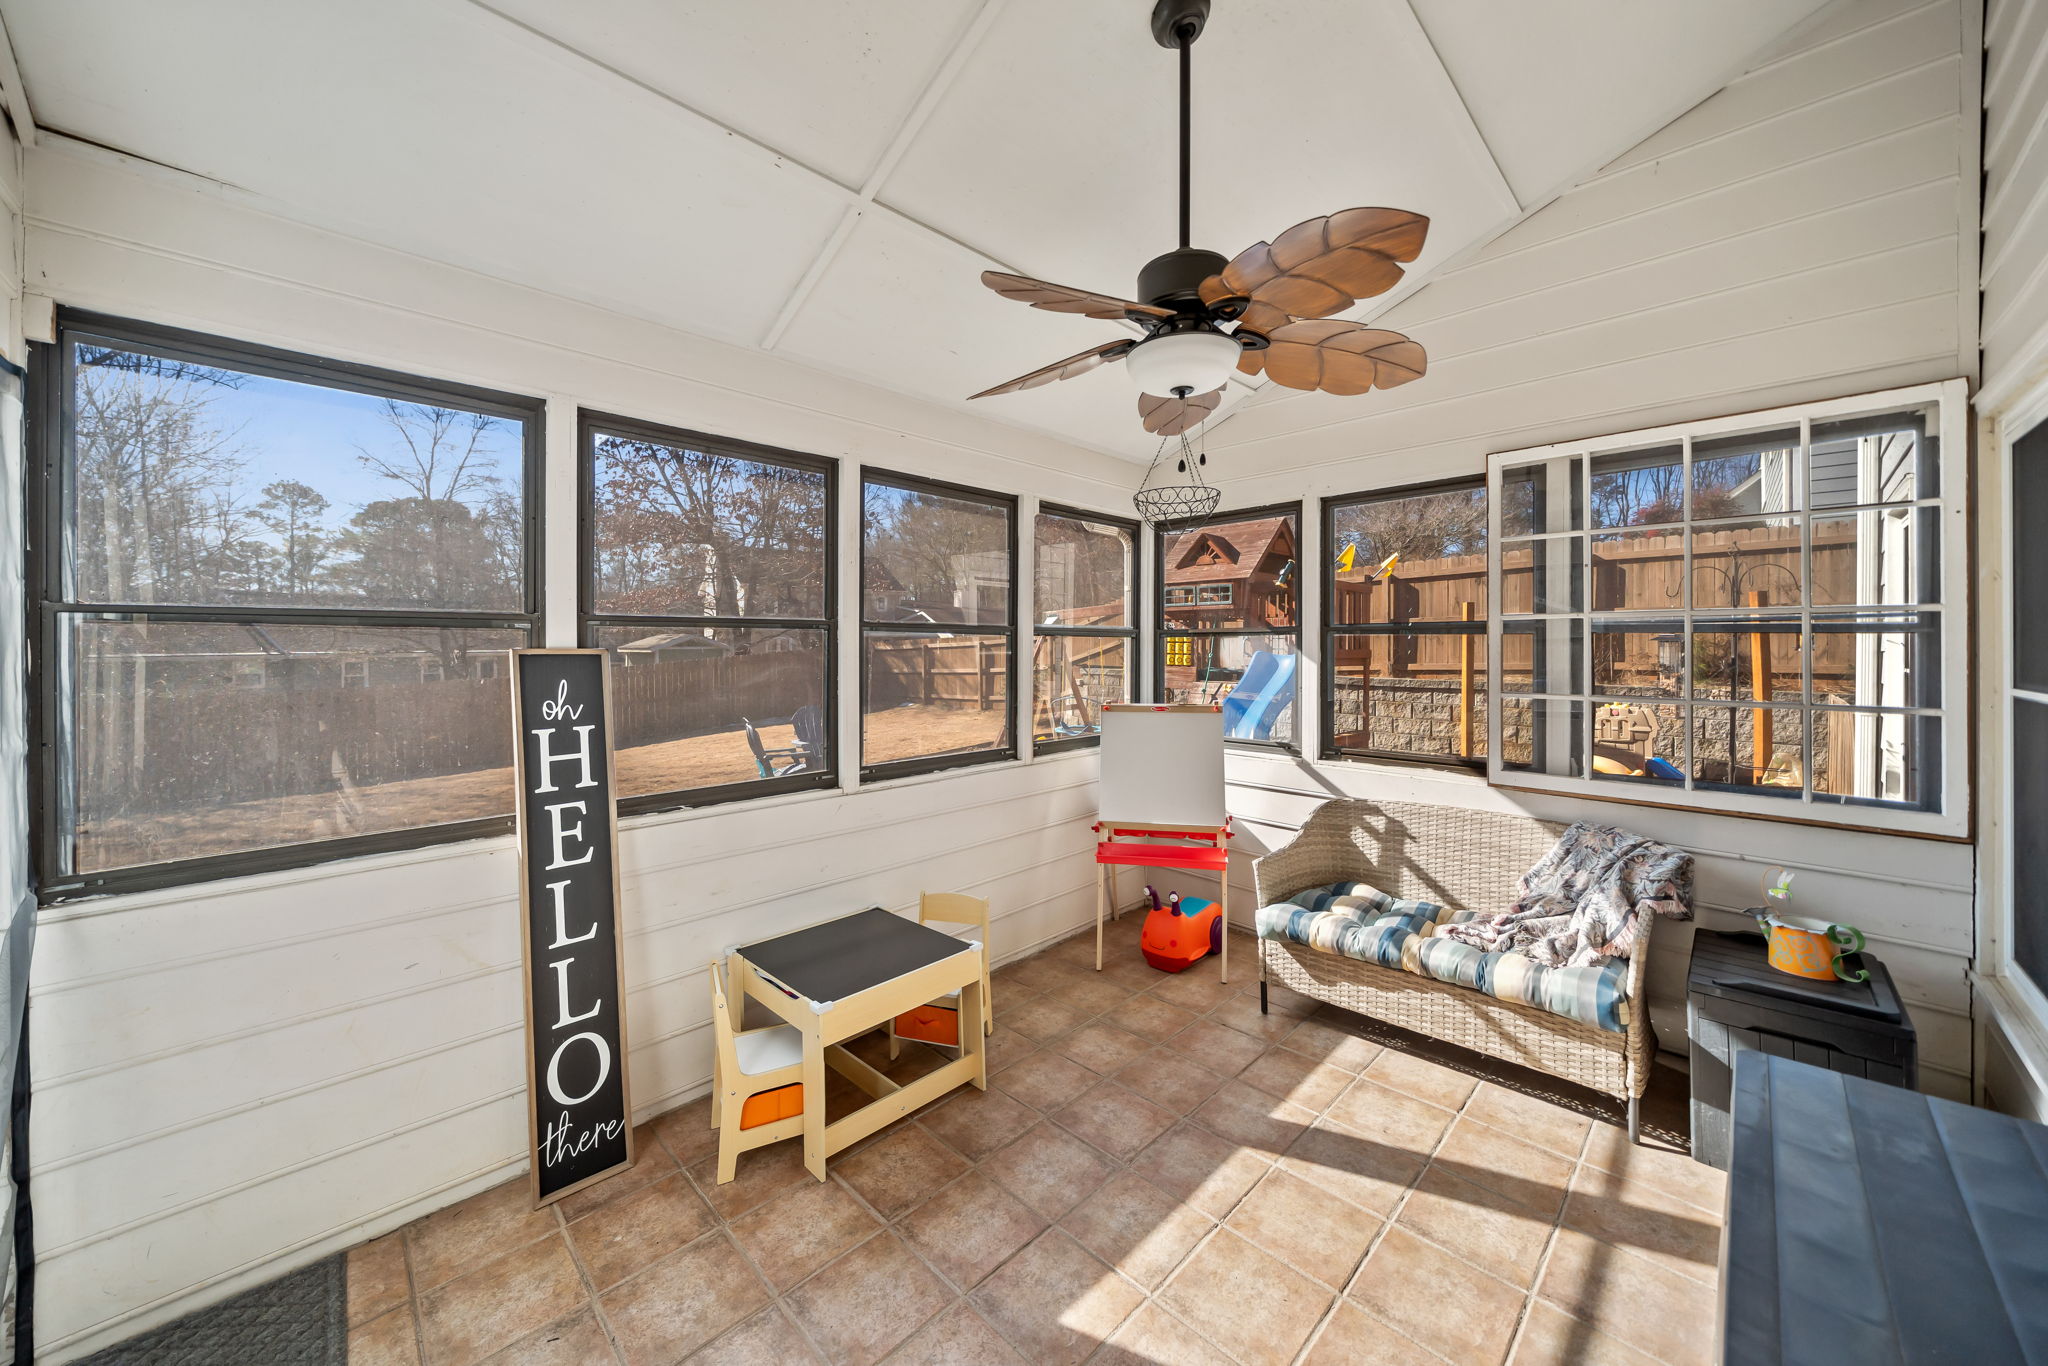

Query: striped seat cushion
1256 881 1442 971
1406 938 1631 1033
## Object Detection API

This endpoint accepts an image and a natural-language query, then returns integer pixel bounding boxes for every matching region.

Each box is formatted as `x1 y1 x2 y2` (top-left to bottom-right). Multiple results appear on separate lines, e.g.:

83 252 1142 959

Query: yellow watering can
1752 869 1869 983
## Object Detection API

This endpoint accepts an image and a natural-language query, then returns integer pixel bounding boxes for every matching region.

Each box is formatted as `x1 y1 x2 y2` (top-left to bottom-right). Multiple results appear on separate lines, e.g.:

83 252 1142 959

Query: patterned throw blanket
1436 821 1692 968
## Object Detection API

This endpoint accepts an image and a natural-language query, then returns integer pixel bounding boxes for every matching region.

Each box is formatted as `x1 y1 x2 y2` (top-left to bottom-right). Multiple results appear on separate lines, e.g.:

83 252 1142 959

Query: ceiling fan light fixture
1125 330 1240 398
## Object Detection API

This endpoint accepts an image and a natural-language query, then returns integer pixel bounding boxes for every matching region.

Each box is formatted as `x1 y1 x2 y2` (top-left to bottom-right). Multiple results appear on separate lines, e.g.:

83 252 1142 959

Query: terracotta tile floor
346 921 1724 1366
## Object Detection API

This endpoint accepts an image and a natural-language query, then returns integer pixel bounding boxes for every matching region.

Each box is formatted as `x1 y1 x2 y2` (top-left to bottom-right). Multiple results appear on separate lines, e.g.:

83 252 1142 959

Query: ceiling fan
966 0 1430 437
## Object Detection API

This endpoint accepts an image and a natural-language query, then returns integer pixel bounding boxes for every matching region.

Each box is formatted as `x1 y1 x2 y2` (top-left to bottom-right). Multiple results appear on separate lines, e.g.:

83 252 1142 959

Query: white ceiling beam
0 9 36 147
1395 0 1522 220
462 0 1048 350
760 0 1012 350
463 0 860 201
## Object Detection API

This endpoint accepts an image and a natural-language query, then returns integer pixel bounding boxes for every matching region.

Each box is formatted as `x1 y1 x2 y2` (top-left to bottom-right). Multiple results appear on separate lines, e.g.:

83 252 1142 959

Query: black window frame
1153 500 1303 752
859 468 1019 781
1032 502 1141 755
1321 476 1490 772
29 309 547 901
577 410 839 815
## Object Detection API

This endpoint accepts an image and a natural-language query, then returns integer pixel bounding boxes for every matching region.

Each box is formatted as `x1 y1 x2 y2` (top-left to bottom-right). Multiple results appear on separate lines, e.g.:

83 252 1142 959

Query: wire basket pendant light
1134 426 1220 530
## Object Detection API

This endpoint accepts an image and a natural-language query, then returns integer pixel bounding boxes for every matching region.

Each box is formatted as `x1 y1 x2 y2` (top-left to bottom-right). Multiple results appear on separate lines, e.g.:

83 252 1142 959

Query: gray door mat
73 1254 346 1366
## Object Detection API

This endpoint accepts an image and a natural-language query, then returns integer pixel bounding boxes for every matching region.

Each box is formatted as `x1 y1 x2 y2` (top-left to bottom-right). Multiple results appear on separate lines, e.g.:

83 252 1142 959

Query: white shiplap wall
1982 0 2048 400
18 140 1141 1362
1151 0 1981 1090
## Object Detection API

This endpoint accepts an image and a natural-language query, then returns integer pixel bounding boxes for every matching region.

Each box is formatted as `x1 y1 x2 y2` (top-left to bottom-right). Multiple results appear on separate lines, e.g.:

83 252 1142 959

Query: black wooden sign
511 649 634 1206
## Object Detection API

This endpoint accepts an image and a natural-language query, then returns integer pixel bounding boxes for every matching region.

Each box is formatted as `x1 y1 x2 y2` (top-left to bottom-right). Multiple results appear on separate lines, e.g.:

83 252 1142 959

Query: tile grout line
1138 986 1399 1366
1497 1115 1599 1366
1302 1060 1484 1366
549 1199 629 1366
938 953 1276 1363
823 1161 963 1361
678 1130 845 1366
398 1225 429 1366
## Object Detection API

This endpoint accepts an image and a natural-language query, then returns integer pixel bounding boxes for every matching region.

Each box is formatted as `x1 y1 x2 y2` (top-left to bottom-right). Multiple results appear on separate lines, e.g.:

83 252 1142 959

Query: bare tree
72 348 248 604
342 401 519 610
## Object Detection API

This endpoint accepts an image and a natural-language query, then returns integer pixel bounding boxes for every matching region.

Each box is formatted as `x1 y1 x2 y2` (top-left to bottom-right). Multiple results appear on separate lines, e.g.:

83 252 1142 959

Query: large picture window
32 312 543 896
1033 506 1137 751
1156 505 1301 747
1486 380 1968 836
861 472 1016 777
1324 481 1488 767
580 413 835 811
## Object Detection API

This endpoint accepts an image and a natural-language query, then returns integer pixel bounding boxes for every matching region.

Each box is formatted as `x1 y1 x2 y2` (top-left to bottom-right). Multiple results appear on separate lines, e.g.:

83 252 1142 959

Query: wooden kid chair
708 959 806 1183
888 891 993 1058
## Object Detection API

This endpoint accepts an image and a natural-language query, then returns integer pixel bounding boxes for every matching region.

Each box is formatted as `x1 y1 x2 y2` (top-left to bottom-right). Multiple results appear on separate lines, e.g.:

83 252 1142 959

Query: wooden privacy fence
610 651 820 747
1339 525 1871 691
867 635 1007 710
77 649 824 814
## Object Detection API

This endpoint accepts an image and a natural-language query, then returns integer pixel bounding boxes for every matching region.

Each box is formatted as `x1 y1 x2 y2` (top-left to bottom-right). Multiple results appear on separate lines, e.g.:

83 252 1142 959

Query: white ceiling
0 0 1829 460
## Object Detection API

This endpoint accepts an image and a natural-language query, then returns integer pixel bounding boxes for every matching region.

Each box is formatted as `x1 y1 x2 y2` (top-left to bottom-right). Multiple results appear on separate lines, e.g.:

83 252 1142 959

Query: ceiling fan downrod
962 0 1430 431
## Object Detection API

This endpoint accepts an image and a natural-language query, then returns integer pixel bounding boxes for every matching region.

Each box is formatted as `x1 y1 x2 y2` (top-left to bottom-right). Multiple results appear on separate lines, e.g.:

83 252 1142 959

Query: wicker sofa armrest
1624 904 1655 1001
1251 822 1380 909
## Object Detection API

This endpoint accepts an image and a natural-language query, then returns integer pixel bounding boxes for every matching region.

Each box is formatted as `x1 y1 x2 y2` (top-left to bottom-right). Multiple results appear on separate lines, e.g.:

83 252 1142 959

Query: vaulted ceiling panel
1 0 1841 460
1407 0 1833 207
472 0 985 187
878 0 1515 310
4 0 850 344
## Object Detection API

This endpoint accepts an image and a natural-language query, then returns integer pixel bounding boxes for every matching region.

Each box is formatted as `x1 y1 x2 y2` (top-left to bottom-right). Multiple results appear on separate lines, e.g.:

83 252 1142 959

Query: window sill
1975 970 2048 1102
1319 748 1486 776
1488 772 1969 841
37 738 1105 918
859 748 1019 785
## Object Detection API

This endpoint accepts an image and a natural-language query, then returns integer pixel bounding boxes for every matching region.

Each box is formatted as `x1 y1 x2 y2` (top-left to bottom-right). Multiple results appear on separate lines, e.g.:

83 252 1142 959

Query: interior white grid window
1484 379 1969 837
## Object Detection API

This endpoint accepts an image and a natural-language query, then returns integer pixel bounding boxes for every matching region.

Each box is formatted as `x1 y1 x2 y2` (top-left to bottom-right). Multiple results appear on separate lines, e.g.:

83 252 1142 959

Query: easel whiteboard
1098 704 1226 828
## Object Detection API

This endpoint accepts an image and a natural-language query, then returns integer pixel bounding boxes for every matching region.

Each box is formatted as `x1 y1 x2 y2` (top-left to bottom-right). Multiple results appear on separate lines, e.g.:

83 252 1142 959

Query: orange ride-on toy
1140 885 1223 974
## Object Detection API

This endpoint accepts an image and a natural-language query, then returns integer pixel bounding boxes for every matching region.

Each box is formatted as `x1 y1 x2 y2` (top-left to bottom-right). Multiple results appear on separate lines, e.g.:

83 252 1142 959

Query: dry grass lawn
77 705 1010 870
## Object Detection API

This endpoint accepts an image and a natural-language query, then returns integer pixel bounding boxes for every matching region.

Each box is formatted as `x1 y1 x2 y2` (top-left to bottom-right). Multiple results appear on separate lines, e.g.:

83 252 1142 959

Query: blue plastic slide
1220 650 1298 741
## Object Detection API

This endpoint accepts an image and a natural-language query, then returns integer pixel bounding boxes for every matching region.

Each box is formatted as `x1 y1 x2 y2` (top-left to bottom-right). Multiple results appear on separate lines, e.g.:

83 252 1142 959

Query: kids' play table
729 907 987 1180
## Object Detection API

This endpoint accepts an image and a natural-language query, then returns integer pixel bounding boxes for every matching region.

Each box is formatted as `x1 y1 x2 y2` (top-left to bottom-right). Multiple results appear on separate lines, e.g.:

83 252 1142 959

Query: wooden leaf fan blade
968 340 1134 399
1258 319 1426 395
1138 387 1222 435
1234 299 1292 338
1199 208 1428 324
981 270 1174 322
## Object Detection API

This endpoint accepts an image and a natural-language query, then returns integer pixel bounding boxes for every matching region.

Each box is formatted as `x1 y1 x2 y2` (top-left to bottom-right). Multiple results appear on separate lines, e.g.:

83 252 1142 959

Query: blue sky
94 348 524 532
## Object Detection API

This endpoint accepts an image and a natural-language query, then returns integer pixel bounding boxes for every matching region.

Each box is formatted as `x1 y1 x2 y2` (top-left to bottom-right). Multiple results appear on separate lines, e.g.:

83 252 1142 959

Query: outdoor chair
741 718 808 778
789 704 827 768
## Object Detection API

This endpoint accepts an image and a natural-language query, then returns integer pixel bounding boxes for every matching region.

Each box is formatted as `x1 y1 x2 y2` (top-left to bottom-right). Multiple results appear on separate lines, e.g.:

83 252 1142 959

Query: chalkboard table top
1724 1052 2048 1366
1689 928 1908 1031
737 907 977 1007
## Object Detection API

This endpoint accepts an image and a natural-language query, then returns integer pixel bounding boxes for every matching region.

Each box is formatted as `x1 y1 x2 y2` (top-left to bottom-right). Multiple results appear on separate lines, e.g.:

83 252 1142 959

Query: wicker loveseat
1253 798 1663 1140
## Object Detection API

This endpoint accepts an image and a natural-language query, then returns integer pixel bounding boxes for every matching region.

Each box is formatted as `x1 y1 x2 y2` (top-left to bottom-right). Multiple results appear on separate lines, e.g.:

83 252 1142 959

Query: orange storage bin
738 1082 804 1130
892 1004 961 1047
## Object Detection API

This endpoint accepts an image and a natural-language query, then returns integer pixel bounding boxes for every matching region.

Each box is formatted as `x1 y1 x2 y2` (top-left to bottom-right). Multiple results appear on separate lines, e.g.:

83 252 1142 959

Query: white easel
1093 703 1232 981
